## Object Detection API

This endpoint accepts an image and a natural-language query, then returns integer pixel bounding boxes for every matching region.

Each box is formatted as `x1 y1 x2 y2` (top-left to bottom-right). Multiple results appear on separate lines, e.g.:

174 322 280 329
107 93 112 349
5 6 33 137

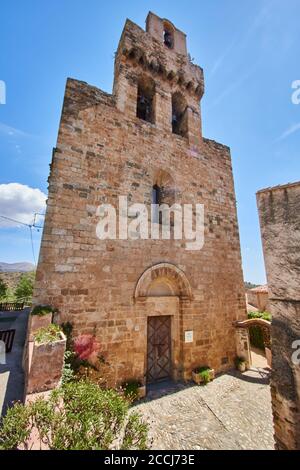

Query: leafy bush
122 380 142 402
61 350 75 385
194 366 212 385
14 272 35 300
0 381 148 450
61 322 107 386
31 305 56 317
248 311 271 322
34 324 62 344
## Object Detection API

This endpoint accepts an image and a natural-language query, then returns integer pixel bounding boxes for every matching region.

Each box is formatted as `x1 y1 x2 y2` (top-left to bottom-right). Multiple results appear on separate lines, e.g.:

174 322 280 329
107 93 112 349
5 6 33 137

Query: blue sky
0 0 299 283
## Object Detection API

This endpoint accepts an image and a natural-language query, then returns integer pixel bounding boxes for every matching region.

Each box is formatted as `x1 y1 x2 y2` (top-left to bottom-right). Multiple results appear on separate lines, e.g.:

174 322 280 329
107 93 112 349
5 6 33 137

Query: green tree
14 272 35 300
0 278 7 299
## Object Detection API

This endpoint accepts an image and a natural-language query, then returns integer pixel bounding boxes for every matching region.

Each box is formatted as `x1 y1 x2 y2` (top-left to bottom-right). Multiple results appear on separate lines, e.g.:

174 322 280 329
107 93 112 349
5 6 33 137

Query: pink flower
73 335 100 362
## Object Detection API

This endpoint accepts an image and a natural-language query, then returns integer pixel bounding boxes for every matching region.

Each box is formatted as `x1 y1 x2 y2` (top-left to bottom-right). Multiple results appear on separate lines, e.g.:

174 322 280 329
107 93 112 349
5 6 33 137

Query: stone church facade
33 12 247 387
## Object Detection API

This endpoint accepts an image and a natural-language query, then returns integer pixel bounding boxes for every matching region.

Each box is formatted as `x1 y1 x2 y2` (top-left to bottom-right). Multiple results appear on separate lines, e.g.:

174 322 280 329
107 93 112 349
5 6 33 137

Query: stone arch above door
235 319 271 349
134 262 193 300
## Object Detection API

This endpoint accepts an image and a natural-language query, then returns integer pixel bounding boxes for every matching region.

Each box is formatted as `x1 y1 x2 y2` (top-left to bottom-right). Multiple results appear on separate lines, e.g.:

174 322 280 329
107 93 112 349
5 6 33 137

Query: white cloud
0 183 47 228
0 122 30 138
277 123 300 142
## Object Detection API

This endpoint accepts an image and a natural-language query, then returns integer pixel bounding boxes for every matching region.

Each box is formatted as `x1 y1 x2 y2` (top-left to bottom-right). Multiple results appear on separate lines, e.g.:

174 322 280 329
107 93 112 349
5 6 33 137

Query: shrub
34 324 62 344
122 380 142 402
0 402 31 450
0 380 148 450
61 350 75 385
195 366 212 385
61 323 107 387
248 311 271 322
31 305 56 317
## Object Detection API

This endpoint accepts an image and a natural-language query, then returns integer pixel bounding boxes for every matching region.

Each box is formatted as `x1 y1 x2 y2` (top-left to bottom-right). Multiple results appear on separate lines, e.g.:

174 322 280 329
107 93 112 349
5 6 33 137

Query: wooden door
147 316 171 383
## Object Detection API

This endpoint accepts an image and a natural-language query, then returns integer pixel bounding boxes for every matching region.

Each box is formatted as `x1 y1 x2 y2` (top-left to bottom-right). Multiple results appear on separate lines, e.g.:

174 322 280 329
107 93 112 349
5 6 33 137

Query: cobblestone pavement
135 368 274 450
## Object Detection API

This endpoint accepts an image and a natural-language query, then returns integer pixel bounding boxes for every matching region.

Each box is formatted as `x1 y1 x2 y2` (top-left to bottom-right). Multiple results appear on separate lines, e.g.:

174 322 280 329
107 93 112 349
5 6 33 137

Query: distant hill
0 262 35 273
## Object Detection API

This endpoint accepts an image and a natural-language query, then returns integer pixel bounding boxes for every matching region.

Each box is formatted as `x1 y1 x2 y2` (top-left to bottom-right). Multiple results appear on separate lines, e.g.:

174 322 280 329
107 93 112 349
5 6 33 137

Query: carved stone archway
235 318 271 367
134 263 193 382
134 262 193 301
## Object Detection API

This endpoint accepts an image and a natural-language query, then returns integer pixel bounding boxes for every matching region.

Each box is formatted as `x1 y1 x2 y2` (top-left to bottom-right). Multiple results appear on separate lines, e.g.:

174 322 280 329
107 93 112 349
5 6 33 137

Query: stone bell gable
113 12 204 147
33 12 247 388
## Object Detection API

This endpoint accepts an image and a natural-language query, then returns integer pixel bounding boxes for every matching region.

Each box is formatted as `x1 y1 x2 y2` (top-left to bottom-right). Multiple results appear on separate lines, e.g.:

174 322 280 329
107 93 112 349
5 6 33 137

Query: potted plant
121 380 146 401
28 305 57 341
235 356 247 372
192 366 215 385
26 324 66 395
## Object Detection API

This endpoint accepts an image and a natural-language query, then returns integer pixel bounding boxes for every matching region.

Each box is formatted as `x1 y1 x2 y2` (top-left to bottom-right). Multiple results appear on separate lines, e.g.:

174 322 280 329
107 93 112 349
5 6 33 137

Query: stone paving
135 367 274 450
251 346 268 368
0 309 29 416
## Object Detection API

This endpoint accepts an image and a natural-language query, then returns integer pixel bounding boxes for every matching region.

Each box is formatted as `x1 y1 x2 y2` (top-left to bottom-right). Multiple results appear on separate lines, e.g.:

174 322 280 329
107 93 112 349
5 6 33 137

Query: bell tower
33 11 247 390
113 12 204 148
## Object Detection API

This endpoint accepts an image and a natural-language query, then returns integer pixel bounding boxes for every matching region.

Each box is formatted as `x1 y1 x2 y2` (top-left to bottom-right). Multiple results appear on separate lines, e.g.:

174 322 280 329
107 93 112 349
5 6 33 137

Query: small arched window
152 184 162 224
163 23 174 49
137 76 155 123
152 184 161 205
172 92 188 137
152 171 176 225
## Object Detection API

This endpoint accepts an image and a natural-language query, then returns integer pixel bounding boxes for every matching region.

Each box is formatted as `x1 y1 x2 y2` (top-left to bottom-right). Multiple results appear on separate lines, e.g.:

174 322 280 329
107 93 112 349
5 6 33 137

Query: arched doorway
134 263 192 383
235 319 271 368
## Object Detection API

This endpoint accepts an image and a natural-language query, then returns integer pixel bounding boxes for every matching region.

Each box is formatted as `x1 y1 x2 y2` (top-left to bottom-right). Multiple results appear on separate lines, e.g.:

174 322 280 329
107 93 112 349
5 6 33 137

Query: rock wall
257 182 300 450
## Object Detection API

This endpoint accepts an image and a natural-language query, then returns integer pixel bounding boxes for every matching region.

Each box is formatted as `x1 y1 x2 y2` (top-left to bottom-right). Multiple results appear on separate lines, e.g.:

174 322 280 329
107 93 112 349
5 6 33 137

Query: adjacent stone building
33 12 247 387
257 182 300 450
247 285 270 312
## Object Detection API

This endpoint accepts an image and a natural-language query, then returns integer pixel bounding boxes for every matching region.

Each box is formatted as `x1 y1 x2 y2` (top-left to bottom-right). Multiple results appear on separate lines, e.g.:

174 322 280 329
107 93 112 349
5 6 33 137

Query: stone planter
192 368 215 385
265 347 272 367
26 331 66 395
28 312 53 342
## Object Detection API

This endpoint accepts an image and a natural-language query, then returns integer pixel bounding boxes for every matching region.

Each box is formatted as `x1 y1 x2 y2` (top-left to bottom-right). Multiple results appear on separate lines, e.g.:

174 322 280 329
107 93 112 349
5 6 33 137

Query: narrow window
137 77 155 123
152 184 161 205
152 184 162 224
152 171 176 227
172 92 188 137
163 23 174 49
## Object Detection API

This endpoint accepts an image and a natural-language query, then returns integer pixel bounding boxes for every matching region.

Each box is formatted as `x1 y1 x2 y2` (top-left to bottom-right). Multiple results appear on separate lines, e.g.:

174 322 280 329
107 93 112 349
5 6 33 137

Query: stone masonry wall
33 13 247 387
257 182 300 450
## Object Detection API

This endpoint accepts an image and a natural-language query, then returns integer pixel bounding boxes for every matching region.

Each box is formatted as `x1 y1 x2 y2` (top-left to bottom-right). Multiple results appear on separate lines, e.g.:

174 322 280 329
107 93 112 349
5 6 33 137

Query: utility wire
29 225 36 265
0 214 43 229
0 213 44 266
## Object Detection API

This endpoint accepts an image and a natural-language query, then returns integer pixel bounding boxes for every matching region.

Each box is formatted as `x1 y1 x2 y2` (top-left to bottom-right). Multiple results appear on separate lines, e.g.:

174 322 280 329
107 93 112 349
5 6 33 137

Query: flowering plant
73 334 101 364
